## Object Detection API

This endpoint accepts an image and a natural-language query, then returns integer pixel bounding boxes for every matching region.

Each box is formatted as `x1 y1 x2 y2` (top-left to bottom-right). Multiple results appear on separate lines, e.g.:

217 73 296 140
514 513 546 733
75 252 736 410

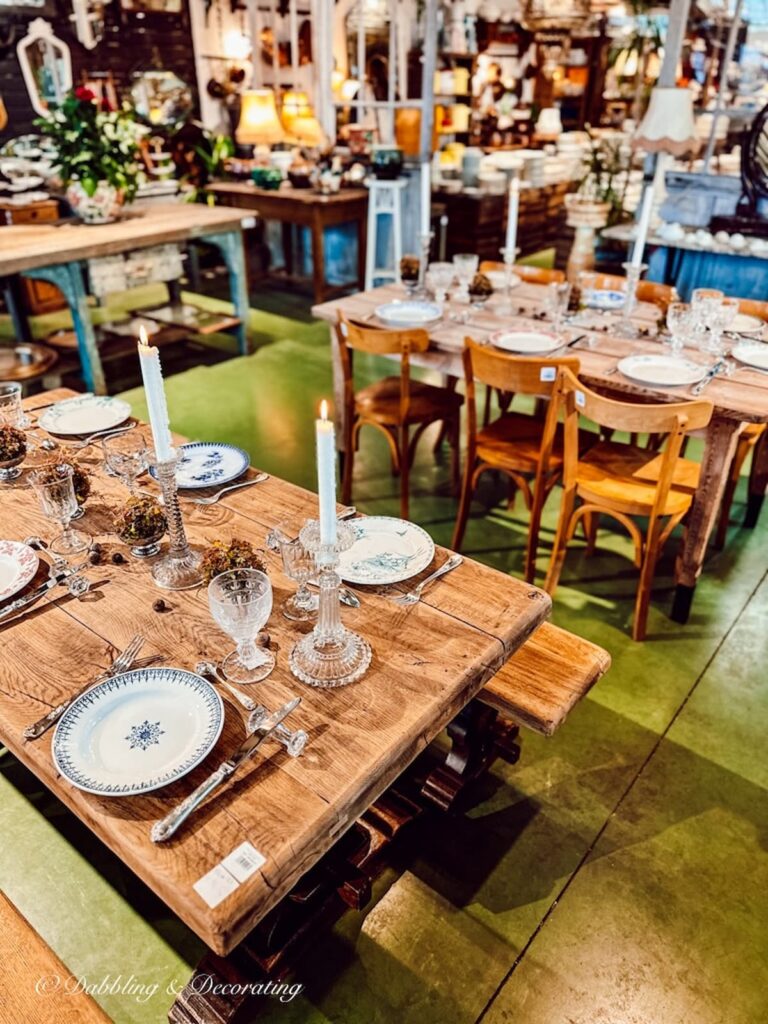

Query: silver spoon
195 660 258 712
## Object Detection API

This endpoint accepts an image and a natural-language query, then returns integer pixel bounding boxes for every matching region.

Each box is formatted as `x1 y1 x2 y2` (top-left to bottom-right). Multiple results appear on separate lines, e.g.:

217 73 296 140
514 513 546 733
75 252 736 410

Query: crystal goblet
266 521 318 622
208 568 275 683
691 288 724 352
427 261 455 306
666 302 694 357
452 253 479 305
546 281 572 337
29 464 89 555
102 433 149 494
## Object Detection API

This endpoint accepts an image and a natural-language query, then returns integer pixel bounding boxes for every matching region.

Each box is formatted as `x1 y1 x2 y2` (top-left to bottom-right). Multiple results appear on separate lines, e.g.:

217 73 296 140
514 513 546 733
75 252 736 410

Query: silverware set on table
0 538 93 630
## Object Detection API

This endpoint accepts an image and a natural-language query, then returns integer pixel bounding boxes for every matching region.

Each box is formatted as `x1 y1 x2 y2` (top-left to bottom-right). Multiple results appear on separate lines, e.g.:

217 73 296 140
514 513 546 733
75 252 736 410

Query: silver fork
392 553 463 607
190 473 269 505
195 661 258 712
66 423 138 450
24 633 146 740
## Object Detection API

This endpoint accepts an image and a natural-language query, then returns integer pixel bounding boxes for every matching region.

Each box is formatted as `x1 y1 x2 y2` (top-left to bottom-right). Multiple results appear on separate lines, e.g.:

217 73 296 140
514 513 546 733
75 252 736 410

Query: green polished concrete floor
2 288 767 1024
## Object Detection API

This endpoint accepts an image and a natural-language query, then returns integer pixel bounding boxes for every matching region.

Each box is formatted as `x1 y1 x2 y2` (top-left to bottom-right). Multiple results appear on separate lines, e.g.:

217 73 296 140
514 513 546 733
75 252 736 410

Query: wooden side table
208 182 369 303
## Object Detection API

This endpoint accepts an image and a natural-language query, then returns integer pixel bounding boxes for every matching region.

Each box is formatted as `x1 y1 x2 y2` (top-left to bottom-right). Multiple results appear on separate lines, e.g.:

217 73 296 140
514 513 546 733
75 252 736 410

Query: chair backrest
479 261 566 285
583 272 676 311
556 365 713 523
463 336 579 397
736 297 768 321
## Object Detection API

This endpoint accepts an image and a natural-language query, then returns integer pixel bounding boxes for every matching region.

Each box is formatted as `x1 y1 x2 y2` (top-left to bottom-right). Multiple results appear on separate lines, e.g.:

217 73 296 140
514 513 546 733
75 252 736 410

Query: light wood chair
336 313 463 519
480 261 566 285
545 367 713 641
715 297 768 545
452 338 580 582
582 271 677 312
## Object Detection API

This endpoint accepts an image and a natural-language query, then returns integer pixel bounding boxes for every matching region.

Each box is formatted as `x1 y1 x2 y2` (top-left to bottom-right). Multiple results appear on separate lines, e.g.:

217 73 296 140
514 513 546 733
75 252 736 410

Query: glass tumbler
452 253 479 305
29 464 90 555
208 568 275 683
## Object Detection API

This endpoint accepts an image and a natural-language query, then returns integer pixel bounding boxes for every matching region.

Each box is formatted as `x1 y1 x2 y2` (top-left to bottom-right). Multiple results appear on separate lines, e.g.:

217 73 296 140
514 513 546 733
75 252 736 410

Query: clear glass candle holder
617 261 648 338
289 519 371 688
495 245 520 316
150 452 203 590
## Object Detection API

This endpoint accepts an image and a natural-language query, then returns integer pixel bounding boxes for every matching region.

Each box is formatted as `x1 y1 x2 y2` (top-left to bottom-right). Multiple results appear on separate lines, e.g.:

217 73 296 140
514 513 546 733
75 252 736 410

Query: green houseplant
36 87 144 223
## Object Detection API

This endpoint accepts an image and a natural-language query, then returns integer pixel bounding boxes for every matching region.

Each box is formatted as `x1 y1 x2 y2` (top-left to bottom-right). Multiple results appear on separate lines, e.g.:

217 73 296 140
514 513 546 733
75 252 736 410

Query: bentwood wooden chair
715 297 768 545
545 367 713 640
480 261 565 285
583 272 677 312
452 338 580 582
335 313 463 519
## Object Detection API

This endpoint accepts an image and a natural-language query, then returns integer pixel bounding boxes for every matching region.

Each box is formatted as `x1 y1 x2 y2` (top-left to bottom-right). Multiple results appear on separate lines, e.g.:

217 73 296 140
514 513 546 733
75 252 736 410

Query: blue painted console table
0 202 251 394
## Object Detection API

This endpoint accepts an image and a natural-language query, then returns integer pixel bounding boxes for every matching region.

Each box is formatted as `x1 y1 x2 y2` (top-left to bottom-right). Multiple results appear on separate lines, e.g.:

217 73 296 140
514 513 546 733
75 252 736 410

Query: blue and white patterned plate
52 667 224 796
583 288 626 311
338 516 435 585
149 442 250 489
38 394 132 436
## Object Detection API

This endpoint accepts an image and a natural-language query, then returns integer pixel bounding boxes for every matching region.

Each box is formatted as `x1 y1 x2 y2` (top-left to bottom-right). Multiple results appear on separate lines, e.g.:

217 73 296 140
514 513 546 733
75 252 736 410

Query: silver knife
0 561 89 625
151 696 301 843
692 359 726 395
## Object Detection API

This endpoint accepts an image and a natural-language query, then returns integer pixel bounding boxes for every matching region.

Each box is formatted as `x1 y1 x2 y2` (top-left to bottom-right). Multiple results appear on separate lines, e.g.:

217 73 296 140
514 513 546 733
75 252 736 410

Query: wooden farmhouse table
0 389 551 966
0 203 252 395
312 283 768 623
207 182 368 304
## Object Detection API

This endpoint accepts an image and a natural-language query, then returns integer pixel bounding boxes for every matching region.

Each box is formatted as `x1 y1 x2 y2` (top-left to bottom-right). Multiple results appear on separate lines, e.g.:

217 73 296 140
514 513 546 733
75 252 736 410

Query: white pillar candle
316 400 337 547
137 325 174 464
420 160 431 238
505 176 520 254
631 184 654 269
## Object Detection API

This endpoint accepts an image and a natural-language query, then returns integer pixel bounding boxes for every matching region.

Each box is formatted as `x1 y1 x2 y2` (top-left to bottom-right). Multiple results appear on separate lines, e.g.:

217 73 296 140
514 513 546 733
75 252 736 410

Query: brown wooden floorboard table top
0 388 550 955
312 283 768 425
0 203 252 276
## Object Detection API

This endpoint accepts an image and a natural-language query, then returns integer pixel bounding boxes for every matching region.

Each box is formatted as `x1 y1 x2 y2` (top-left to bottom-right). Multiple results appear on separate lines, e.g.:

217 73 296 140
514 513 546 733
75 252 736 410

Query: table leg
2 277 33 344
330 327 346 455
281 221 294 277
205 230 250 355
357 211 368 292
22 263 105 395
311 213 326 305
745 427 768 528
672 416 741 623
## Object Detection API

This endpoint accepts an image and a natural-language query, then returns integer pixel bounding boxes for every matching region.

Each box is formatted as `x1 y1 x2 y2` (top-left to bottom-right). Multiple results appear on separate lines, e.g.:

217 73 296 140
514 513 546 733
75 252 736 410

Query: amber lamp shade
236 89 285 145
281 90 325 147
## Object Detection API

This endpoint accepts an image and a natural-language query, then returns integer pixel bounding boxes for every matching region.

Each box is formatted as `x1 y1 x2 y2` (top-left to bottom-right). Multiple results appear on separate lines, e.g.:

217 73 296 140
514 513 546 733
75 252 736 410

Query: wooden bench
479 620 611 736
0 891 111 1024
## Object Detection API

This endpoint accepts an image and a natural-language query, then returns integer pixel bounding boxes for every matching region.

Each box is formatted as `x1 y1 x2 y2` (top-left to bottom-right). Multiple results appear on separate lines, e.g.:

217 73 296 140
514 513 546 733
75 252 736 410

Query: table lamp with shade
632 86 699 158
236 88 285 158
280 89 326 148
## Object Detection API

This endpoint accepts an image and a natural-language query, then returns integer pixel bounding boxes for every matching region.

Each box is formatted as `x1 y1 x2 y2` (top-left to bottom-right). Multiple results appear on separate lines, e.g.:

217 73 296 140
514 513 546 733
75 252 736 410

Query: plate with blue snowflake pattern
337 516 435 585
149 442 249 489
52 668 224 796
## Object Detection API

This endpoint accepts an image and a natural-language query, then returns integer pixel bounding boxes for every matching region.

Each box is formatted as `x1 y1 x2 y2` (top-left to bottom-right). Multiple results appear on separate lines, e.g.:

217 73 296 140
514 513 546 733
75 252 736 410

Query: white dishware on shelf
337 516 435 585
616 354 707 387
149 441 250 489
52 667 224 796
38 394 132 436
489 329 561 354
0 540 39 603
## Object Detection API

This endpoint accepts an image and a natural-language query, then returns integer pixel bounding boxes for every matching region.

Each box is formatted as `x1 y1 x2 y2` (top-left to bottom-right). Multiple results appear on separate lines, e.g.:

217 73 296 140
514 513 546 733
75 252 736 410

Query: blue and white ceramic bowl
52 667 224 796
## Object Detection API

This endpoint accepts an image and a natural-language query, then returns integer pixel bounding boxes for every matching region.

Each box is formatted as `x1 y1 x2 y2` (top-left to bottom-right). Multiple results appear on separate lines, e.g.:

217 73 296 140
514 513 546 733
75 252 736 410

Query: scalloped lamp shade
633 87 699 156
281 90 325 147
236 89 285 145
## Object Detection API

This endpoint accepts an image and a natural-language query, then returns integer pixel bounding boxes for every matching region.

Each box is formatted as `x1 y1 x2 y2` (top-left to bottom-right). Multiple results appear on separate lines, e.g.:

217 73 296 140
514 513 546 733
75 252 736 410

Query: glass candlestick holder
416 231 434 298
151 451 203 590
289 519 372 688
495 245 520 316
617 261 647 338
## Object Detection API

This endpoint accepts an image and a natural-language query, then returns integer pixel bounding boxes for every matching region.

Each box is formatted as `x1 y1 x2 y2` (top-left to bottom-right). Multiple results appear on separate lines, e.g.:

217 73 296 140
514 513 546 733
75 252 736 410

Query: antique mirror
16 18 73 117
130 69 193 128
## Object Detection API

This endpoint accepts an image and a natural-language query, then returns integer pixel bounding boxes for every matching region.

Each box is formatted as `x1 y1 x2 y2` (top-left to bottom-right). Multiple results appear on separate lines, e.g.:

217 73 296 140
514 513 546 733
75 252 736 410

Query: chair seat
355 376 463 425
476 411 563 473
576 440 700 517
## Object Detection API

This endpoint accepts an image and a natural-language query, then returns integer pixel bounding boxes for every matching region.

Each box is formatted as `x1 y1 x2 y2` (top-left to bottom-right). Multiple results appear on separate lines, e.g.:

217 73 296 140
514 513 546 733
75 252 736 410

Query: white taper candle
420 160 431 238
631 184 654 269
137 325 174 463
316 400 337 547
505 176 520 254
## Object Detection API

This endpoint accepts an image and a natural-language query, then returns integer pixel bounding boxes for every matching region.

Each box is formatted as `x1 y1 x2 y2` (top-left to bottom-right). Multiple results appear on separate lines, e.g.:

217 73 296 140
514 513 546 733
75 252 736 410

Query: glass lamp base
151 548 203 590
289 627 372 689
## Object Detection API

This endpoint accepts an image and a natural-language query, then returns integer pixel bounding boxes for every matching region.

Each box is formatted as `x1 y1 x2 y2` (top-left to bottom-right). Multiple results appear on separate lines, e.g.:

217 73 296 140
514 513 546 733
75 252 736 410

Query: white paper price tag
194 842 266 907
539 366 556 382
576 390 586 408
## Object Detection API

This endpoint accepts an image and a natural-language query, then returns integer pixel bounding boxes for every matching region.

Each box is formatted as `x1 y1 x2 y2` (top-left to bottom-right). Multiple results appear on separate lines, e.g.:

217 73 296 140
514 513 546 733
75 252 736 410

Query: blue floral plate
52 667 224 796
150 441 250 489
583 288 626 311
338 516 435 585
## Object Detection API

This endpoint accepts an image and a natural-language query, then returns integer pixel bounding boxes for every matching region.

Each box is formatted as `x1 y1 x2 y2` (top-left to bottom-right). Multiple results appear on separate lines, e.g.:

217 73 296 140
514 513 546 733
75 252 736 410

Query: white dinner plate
485 270 521 292
0 541 39 603
338 516 435 585
731 340 768 370
489 329 561 354
617 354 706 387
52 667 224 796
38 394 132 436
149 441 250 489
583 288 625 311
374 301 442 328
731 313 764 335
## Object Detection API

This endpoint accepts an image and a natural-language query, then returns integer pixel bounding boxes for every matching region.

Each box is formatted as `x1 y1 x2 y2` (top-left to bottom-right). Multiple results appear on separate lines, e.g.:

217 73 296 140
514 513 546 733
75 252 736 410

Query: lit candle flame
139 324 150 348
320 399 329 421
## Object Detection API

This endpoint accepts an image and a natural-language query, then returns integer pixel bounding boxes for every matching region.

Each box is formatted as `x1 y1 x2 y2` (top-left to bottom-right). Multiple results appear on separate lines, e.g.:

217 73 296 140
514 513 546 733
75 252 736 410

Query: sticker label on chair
540 366 556 381
193 842 266 908
576 390 586 407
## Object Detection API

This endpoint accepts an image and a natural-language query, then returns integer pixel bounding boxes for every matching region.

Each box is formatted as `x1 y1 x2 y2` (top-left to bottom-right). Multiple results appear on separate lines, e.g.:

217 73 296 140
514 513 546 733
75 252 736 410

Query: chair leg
715 436 751 550
544 488 576 596
482 385 492 427
523 482 546 584
584 511 599 557
399 425 410 520
632 530 660 642
450 415 461 495
452 454 476 551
